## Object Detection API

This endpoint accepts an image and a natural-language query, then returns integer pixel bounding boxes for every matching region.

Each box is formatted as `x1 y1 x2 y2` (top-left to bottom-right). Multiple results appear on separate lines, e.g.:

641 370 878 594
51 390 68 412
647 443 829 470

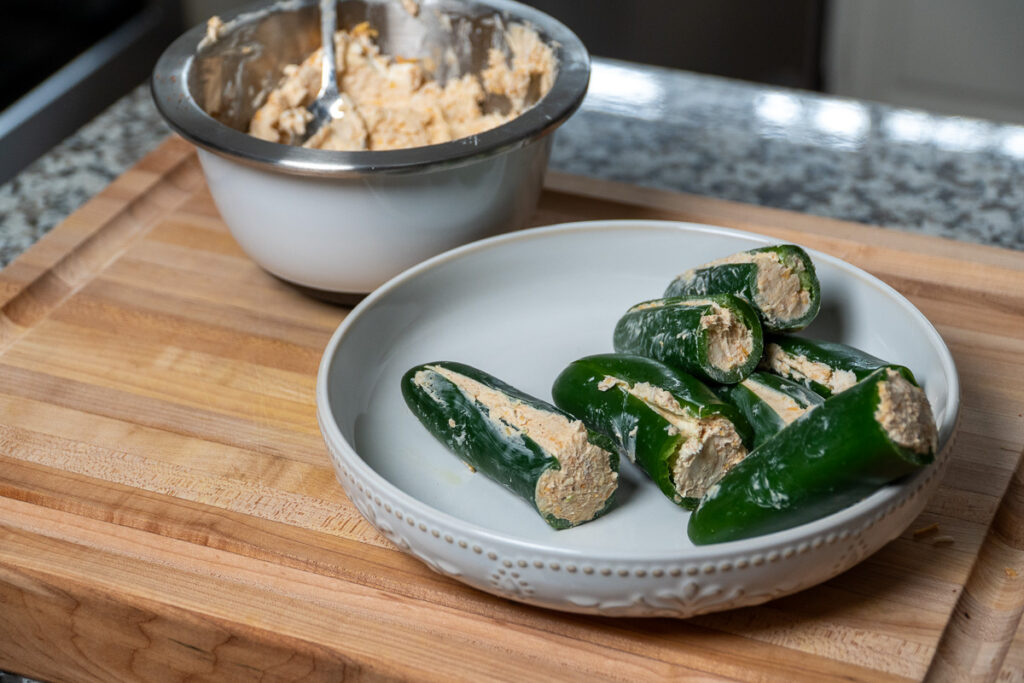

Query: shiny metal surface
151 0 589 177
298 0 346 145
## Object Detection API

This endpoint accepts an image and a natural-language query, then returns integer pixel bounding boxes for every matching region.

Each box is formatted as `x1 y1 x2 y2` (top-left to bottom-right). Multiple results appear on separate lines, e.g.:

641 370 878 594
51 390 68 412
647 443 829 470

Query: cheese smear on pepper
415 365 617 525
627 298 716 312
763 342 858 395
597 376 747 501
740 376 814 424
675 250 811 324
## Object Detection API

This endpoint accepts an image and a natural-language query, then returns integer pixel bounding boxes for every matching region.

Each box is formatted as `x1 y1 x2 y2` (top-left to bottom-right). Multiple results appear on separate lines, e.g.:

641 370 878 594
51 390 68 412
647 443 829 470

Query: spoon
298 0 348 144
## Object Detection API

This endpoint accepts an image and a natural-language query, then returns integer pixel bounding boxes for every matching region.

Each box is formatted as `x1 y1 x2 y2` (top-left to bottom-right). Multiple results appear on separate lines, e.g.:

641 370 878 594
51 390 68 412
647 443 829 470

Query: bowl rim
151 0 590 177
316 219 961 562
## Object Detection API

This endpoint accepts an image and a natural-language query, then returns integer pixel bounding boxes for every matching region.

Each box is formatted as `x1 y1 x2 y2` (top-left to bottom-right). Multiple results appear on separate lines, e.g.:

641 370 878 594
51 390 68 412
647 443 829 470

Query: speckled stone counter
0 86 171 268
3 57 1024 271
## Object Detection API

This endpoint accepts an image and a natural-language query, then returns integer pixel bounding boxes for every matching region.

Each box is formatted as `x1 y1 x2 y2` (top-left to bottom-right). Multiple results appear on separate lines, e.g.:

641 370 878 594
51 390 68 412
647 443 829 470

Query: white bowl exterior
197 137 551 293
323 425 956 617
317 220 961 617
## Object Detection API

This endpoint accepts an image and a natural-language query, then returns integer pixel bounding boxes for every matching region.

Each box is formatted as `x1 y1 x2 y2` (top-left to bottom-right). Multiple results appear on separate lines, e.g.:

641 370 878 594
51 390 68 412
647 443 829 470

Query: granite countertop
3 57 1024 271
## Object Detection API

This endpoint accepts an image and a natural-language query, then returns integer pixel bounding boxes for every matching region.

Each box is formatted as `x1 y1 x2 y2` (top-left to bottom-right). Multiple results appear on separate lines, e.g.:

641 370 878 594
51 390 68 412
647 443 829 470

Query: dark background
1 0 158 111
524 1 825 90
1 0 826 112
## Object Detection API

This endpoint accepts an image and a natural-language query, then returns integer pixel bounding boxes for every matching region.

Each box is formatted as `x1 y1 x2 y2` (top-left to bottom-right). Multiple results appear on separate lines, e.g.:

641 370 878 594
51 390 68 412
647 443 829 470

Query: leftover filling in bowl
247 20 556 150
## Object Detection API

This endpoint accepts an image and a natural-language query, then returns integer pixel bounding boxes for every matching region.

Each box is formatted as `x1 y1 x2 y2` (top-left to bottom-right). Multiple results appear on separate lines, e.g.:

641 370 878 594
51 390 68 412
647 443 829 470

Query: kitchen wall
521 1 825 90
826 0 1024 125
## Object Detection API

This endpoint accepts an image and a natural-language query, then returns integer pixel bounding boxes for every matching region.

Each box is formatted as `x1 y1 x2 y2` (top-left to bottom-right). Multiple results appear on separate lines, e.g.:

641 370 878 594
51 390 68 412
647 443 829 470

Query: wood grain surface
1 136 1022 682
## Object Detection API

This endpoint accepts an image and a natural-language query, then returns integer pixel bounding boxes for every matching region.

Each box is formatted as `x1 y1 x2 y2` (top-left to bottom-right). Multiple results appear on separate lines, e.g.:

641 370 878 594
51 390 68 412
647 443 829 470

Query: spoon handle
317 0 340 102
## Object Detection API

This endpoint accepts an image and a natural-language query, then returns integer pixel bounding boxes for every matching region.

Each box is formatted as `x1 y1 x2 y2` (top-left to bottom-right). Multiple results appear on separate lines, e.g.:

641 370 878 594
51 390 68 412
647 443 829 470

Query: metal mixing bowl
152 0 589 297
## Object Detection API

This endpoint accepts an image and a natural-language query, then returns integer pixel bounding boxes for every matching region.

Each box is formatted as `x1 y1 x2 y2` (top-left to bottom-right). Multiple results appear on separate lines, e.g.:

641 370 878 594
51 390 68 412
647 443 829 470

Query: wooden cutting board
1 136 1023 682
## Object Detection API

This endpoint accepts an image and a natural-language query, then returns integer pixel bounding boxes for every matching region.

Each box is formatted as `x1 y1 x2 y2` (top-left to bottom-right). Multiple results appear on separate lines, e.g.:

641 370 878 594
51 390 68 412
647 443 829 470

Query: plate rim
316 219 961 561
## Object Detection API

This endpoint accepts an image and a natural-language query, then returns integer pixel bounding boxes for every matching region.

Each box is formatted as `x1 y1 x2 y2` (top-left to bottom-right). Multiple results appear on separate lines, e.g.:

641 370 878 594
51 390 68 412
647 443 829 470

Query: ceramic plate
316 220 959 617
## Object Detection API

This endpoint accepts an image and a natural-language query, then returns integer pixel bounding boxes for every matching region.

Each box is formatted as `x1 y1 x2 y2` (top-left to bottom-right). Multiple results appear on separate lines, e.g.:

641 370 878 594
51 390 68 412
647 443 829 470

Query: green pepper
763 334 917 397
688 368 937 545
613 294 763 384
402 361 619 529
551 354 753 509
716 371 824 447
664 244 820 332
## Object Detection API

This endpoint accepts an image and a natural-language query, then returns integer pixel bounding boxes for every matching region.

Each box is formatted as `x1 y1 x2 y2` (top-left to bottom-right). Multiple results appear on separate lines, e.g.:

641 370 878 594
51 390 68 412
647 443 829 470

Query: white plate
316 220 960 617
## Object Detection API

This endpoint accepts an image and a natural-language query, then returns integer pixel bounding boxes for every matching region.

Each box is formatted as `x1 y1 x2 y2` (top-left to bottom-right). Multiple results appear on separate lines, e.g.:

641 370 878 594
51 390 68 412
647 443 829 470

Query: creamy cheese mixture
205 15 226 44
875 369 938 455
741 376 813 424
416 365 617 524
764 343 858 395
248 22 556 150
751 252 811 323
597 376 747 501
625 299 752 371
699 303 753 371
675 250 811 324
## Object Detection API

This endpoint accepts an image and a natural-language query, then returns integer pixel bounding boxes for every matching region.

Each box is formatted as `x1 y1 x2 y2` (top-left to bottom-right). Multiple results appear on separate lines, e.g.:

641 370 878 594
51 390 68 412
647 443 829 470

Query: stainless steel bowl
151 0 589 297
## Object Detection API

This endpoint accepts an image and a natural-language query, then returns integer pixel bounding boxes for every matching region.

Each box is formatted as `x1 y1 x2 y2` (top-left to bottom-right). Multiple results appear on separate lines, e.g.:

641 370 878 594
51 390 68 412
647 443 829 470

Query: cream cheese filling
675 250 811 323
625 299 752 372
700 303 753 371
875 369 938 455
764 343 857 395
416 366 617 524
205 16 226 44
597 376 747 501
248 21 556 151
741 377 812 424
751 252 811 323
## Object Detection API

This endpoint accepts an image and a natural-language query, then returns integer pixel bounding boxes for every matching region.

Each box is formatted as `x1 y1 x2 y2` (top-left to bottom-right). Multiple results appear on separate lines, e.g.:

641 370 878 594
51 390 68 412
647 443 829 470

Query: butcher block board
1 136 1023 682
